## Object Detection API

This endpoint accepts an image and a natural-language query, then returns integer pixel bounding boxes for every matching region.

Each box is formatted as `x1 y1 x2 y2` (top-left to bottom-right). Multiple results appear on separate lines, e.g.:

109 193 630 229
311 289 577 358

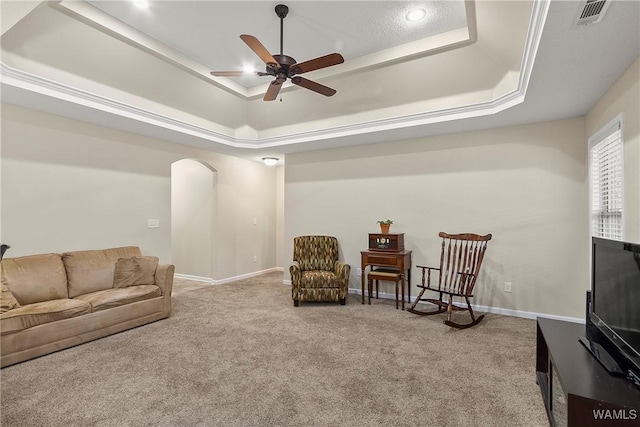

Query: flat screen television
581 237 640 387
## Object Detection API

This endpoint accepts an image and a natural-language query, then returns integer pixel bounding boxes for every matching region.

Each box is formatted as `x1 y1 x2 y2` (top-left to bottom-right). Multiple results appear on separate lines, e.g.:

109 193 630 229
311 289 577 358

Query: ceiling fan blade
291 76 336 97
210 71 247 77
240 34 280 69
290 53 344 75
264 80 282 101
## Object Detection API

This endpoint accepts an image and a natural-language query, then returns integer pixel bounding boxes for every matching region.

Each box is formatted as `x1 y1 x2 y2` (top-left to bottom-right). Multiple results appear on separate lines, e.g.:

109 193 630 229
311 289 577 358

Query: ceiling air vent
574 0 611 26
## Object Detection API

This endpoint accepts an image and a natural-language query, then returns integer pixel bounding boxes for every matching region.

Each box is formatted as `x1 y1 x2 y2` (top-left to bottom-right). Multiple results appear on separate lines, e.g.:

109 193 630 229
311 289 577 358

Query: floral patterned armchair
290 236 350 306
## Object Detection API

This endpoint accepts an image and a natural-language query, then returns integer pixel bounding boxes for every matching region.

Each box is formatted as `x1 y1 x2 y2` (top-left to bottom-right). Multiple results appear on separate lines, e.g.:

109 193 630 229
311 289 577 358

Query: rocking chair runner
407 232 492 329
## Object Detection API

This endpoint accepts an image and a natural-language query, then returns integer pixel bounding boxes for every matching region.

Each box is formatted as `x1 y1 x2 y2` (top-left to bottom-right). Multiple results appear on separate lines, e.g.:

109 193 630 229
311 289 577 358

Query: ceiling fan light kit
211 4 344 101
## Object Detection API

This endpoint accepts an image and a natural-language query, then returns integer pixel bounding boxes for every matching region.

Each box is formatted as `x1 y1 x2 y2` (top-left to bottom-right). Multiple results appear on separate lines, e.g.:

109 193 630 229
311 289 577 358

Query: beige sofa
0 246 174 367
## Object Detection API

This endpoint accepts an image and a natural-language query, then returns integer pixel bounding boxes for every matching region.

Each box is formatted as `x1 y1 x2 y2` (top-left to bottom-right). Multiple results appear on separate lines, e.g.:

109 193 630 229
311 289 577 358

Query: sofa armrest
154 263 175 297
289 261 301 285
334 261 350 280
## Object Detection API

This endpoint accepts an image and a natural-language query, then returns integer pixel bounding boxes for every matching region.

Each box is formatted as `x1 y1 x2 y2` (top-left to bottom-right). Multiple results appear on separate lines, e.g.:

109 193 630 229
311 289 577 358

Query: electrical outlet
252 255 257 262
147 219 160 229
357 268 362 277
504 282 512 293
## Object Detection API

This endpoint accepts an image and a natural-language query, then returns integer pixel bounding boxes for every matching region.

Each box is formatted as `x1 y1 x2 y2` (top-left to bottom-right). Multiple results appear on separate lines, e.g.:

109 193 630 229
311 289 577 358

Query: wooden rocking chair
407 232 492 329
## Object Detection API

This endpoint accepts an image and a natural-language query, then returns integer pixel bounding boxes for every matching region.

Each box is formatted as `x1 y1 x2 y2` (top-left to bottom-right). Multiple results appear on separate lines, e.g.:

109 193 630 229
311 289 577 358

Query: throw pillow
113 256 159 288
1 283 21 313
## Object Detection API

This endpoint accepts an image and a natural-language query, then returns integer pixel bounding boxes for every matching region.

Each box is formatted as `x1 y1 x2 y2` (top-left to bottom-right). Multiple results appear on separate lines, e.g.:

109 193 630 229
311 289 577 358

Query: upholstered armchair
290 236 350 306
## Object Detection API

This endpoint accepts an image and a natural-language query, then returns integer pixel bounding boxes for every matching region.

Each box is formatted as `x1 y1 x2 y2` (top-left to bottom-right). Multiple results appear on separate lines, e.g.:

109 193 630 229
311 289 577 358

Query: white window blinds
590 120 623 240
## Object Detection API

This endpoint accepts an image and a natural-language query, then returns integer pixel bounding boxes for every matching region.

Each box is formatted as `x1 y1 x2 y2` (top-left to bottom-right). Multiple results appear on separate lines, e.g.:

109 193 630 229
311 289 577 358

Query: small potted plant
377 219 393 234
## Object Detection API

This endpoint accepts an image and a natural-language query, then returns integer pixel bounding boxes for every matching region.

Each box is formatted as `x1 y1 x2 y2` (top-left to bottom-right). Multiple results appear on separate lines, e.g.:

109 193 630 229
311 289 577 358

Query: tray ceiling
1 1 638 162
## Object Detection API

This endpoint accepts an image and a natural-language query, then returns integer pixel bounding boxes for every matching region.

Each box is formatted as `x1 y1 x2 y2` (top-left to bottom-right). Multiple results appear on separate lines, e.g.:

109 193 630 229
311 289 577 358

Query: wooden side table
360 250 412 309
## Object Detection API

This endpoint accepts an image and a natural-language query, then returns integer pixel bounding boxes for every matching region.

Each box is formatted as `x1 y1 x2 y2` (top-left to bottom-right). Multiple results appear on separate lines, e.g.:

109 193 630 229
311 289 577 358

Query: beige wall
586 56 640 242
171 159 217 279
285 118 590 319
275 166 285 269
283 55 640 320
0 104 278 280
1 56 637 318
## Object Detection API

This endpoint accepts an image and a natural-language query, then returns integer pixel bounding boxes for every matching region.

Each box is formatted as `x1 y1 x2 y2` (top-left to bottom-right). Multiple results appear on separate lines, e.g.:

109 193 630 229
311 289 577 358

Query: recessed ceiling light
133 0 149 9
406 8 426 22
242 65 256 74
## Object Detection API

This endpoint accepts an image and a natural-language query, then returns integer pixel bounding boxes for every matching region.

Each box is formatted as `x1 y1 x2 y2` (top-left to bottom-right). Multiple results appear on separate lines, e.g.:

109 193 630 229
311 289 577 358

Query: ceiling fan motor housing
270 54 298 82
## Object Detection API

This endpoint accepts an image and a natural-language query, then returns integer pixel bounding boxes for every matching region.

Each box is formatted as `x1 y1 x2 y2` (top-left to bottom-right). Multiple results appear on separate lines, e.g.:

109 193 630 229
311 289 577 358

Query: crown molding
0 61 250 148
0 0 549 150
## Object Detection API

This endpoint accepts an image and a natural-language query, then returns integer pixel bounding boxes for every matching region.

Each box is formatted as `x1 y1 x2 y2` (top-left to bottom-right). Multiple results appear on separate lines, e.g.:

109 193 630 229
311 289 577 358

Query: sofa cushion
113 256 158 288
63 247 141 298
74 285 161 312
0 253 68 304
1 284 21 313
300 271 342 288
0 298 91 335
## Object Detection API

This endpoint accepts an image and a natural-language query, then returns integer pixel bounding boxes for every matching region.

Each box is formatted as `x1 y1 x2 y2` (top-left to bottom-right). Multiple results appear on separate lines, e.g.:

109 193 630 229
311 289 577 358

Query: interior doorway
171 159 217 281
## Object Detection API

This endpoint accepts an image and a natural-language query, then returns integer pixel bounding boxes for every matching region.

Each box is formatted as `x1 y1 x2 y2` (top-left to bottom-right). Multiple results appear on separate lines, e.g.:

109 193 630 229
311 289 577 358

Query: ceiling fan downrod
275 4 289 56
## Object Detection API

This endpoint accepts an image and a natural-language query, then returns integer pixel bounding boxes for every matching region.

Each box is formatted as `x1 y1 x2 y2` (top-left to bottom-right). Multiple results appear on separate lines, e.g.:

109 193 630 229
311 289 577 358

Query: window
589 117 623 240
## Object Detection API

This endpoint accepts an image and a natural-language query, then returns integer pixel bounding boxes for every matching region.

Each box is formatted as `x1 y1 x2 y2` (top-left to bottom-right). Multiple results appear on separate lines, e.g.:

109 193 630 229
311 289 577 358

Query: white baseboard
173 273 215 284
176 267 284 285
470 304 583 323
349 287 583 323
281 278 583 323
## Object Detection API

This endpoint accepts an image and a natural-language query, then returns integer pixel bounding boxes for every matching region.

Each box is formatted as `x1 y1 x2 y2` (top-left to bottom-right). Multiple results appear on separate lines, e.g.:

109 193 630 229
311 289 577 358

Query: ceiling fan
211 4 344 101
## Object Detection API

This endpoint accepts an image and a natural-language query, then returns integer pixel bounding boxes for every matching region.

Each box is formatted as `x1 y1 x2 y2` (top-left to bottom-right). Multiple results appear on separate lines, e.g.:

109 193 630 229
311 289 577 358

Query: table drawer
367 255 401 267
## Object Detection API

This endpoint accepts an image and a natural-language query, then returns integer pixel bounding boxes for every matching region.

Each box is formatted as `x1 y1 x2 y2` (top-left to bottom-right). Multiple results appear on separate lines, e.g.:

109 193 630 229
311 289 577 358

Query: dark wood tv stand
536 317 640 426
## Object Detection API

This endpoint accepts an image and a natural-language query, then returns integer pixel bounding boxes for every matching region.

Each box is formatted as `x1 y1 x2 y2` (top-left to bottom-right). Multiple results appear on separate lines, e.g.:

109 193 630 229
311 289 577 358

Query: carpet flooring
0 271 548 426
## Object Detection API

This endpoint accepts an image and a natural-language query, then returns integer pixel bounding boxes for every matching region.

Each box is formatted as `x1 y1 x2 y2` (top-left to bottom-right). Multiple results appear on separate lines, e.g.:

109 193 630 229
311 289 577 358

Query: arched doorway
171 159 217 281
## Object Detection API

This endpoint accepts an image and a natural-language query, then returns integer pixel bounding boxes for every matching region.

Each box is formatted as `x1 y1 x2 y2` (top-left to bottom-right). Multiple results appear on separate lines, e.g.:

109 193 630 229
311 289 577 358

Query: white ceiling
87 0 469 88
1 1 639 164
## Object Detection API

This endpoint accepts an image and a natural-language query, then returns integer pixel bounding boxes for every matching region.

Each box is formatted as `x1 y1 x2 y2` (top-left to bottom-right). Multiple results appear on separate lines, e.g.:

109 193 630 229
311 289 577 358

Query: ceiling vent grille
575 0 611 26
